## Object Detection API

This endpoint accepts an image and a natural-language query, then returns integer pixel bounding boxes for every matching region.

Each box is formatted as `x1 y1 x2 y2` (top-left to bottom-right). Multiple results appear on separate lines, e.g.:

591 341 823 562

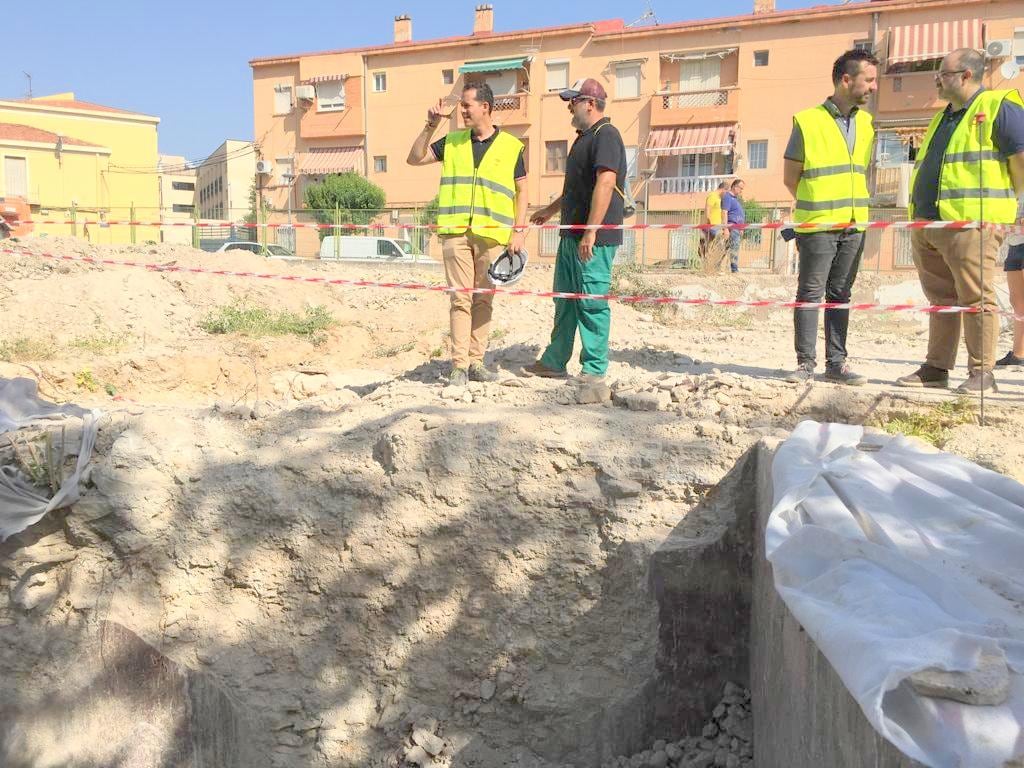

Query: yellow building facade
0 92 161 243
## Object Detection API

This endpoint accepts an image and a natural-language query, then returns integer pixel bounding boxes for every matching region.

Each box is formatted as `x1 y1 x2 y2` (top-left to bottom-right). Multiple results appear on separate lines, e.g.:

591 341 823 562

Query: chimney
394 14 412 43
753 0 775 13
473 4 494 35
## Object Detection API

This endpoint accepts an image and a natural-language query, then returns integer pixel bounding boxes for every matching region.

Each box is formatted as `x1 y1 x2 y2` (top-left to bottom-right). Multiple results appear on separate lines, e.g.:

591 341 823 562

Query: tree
414 194 440 253
303 173 386 240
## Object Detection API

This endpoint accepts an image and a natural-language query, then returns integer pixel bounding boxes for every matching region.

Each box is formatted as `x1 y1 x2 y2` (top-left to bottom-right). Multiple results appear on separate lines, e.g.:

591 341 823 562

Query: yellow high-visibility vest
437 129 522 245
793 105 875 226
910 88 1024 223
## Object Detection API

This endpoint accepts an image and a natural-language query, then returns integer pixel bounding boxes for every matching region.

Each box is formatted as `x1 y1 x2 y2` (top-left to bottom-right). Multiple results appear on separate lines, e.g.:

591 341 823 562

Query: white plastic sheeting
768 421 1024 768
0 377 100 541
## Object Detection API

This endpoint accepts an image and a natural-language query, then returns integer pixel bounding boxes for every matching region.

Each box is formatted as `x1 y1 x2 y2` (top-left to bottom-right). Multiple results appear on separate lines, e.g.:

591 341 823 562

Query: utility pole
22 72 32 98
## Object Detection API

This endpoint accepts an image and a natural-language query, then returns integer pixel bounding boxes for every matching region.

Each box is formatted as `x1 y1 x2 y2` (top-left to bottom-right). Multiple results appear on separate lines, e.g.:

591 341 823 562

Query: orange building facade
251 0 1024 268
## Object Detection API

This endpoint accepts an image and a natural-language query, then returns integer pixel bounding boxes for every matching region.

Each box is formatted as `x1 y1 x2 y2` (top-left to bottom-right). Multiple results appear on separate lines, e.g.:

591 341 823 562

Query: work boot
821 363 867 387
574 372 606 384
955 370 998 394
996 351 1024 367
785 363 815 383
895 364 949 389
449 367 469 387
468 362 498 383
522 361 568 379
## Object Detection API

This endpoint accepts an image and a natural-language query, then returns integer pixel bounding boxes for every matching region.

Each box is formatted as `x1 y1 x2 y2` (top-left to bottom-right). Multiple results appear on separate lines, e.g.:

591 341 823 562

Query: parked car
319 236 434 263
214 241 294 257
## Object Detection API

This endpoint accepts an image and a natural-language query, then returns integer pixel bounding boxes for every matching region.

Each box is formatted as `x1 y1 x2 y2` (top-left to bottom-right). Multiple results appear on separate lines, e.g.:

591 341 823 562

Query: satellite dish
1001 60 1021 80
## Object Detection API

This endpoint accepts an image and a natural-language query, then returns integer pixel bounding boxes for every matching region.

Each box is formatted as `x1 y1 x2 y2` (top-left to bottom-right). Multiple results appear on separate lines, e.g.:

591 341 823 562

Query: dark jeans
728 229 741 273
794 230 865 368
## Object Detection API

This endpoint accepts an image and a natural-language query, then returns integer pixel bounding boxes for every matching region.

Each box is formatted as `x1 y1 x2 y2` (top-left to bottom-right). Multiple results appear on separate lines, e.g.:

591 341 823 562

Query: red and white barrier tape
8 218 1023 233
5 246 1021 321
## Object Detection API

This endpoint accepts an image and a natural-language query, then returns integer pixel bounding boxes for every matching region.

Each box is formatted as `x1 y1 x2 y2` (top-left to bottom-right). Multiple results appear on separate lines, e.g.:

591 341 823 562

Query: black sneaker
955 370 998 393
449 367 469 387
785 363 815 383
996 351 1024 367
822 364 867 386
468 363 498 383
895 364 949 389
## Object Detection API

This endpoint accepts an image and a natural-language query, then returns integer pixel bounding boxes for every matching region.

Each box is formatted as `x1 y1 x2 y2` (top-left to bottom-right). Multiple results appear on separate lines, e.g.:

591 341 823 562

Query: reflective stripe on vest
909 89 1024 224
793 105 875 226
436 129 523 245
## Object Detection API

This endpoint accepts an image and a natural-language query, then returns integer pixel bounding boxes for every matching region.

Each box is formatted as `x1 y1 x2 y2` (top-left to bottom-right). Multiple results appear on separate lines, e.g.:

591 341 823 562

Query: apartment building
0 92 161 244
251 0 1024 266
157 154 196 244
195 139 256 222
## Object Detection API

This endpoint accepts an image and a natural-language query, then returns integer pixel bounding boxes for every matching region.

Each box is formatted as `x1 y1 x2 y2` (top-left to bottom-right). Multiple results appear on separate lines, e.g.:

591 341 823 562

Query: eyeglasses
936 69 967 80
569 95 593 106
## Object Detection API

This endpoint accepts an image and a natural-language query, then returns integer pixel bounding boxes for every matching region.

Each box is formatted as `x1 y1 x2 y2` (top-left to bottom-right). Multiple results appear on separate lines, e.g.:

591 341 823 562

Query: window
317 80 346 112
484 71 517 96
625 146 639 182
374 156 388 173
893 76 903 93
854 39 873 53
373 72 387 92
274 84 292 115
875 131 912 167
1015 28 1024 67
442 69 454 85
172 204 194 214
3 156 28 197
377 240 403 258
753 50 769 67
546 60 569 92
615 63 642 99
747 140 768 170
545 141 567 173
680 58 721 93
172 181 195 191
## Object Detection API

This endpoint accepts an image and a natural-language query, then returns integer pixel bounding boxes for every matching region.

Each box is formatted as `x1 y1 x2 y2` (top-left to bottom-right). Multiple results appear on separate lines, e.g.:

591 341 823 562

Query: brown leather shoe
895 364 949 389
955 370 998 394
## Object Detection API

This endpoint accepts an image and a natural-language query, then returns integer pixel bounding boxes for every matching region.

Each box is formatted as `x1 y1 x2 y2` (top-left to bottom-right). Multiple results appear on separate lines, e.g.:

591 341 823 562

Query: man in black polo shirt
525 78 627 382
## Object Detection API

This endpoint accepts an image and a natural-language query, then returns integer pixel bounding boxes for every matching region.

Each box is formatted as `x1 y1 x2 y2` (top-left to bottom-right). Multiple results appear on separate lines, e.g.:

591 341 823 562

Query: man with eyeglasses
896 48 1024 393
525 78 627 383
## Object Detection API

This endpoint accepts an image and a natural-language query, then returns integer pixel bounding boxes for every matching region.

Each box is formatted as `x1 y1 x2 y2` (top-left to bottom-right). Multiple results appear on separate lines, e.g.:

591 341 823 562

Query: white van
319 236 434 263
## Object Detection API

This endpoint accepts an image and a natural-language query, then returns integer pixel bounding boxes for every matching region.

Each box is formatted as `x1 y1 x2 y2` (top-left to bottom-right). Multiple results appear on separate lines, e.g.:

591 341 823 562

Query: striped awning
304 73 347 84
645 124 735 156
298 147 362 174
459 57 528 74
887 20 983 65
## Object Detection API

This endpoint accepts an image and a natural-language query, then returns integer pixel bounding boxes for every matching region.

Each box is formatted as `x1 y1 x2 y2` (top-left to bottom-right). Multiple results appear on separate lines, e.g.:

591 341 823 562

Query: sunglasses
569 95 594 106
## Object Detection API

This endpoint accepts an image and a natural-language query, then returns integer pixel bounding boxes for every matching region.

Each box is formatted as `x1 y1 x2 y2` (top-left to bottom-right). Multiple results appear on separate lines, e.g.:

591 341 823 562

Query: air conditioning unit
255 160 273 174
987 39 1013 58
296 85 316 101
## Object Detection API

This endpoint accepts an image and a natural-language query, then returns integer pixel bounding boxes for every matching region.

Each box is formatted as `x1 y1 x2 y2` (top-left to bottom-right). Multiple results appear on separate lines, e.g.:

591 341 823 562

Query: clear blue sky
5 0 846 161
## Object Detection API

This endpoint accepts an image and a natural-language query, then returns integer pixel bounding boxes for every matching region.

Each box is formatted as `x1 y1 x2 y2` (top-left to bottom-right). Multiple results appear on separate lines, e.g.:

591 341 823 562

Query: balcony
650 87 739 127
653 175 732 195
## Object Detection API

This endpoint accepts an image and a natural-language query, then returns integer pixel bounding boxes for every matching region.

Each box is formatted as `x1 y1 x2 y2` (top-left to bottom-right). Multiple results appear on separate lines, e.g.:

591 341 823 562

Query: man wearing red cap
525 78 627 382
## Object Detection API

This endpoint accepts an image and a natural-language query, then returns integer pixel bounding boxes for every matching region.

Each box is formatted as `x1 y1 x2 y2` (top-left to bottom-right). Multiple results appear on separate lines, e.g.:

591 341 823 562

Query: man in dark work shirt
525 78 627 383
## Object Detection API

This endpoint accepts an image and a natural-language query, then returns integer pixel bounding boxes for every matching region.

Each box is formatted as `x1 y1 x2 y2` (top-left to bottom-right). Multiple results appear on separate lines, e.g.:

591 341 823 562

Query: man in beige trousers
408 82 528 386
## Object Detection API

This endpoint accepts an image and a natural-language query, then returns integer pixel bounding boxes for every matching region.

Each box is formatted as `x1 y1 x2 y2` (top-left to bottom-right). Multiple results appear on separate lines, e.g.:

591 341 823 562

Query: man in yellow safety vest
896 47 1024 393
408 82 528 387
783 48 878 386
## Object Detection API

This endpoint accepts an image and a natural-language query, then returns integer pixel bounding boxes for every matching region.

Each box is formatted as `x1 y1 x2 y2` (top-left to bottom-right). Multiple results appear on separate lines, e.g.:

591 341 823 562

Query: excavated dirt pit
1 239 1023 767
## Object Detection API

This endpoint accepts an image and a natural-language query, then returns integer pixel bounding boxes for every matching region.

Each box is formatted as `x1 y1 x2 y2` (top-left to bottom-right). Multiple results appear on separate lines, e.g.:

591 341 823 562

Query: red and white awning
304 73 348 84
298 147 363 174
645 124 735 156
887 20 983 66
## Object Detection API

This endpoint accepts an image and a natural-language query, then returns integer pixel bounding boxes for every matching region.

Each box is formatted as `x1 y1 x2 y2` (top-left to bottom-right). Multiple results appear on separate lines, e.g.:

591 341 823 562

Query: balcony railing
653 175 732 195
659 89 730 109
461 92 528 125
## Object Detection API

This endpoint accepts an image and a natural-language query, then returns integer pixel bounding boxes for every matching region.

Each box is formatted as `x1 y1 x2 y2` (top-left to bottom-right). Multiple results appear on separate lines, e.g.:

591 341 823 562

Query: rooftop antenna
626 1 659 27
22 72 32 98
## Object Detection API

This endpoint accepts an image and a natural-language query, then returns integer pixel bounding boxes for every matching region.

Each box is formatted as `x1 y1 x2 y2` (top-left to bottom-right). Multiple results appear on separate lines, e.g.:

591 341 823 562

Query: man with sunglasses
525 78 627 383
896 48 1024 393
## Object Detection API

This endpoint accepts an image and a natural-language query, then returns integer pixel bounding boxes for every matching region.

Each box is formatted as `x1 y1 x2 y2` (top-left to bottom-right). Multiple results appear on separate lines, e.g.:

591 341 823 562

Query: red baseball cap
559 78 607 102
